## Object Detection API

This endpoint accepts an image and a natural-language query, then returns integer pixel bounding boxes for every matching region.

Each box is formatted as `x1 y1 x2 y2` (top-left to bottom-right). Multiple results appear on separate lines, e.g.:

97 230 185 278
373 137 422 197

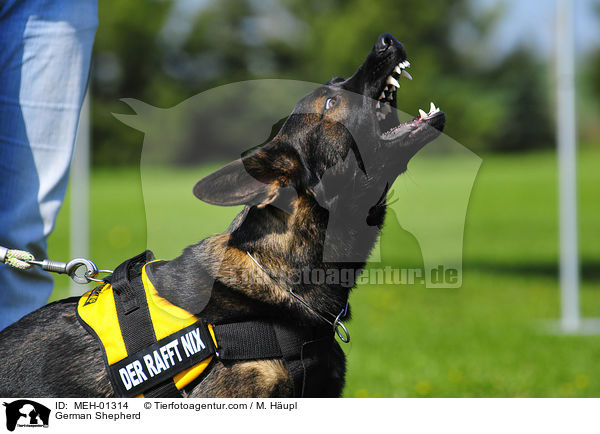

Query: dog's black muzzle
344 33 408 101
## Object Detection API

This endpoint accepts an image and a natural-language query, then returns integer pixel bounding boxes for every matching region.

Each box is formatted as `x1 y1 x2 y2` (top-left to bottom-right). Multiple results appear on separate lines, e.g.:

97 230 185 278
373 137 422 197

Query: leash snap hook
65 258 99 284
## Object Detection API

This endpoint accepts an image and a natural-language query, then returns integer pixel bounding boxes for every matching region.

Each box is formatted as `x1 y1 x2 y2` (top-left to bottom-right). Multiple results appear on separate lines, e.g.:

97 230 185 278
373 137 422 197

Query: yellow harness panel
77 262 217 396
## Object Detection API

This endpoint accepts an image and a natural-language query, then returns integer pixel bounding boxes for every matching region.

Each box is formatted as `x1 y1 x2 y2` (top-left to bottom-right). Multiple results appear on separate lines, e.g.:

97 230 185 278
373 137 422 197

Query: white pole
555 0 580 332
70 88 91 296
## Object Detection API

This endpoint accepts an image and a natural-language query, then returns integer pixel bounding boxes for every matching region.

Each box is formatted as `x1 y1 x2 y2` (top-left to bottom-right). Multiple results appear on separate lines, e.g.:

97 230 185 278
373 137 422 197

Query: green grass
48 147 600 397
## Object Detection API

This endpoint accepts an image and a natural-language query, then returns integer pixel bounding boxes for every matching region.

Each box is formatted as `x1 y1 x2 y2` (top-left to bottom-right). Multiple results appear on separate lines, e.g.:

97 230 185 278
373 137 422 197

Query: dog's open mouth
375 60 443 141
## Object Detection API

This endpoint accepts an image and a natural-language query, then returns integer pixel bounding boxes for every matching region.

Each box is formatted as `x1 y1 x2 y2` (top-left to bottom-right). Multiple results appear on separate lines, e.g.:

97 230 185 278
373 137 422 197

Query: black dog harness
76 251 333 398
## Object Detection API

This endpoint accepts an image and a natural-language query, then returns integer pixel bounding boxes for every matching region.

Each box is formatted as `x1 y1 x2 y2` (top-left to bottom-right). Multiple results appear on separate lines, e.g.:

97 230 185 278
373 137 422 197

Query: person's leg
0 0 98 330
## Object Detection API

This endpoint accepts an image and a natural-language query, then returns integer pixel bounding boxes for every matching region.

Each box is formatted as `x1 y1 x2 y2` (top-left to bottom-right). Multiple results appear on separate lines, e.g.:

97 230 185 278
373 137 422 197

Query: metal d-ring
85 270 113 283
333 312 350 343
84 269 113 283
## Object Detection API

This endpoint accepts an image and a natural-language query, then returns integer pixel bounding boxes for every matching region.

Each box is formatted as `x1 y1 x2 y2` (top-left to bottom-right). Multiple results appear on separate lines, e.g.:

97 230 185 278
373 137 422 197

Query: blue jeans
0 0 97 330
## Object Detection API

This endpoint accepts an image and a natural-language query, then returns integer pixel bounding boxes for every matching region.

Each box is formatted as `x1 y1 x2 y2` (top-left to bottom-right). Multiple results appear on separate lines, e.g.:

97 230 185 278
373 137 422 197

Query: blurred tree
279 0 511 151
484 46 554 152
90 0 560 165
91 0 179 165
588 1 600 107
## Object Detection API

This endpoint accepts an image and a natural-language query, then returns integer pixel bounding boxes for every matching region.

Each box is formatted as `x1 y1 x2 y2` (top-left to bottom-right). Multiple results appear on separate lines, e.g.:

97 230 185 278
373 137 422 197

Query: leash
0 245 112 285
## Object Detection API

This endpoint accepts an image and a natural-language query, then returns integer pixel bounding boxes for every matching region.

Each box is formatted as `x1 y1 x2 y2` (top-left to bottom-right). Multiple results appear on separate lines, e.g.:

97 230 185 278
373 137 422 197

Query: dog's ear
193 142 303 207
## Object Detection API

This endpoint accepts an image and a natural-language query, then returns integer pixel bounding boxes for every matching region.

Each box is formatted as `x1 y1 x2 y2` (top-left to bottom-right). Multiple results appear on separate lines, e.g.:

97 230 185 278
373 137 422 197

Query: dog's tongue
381 122 413 141
380 102 442 141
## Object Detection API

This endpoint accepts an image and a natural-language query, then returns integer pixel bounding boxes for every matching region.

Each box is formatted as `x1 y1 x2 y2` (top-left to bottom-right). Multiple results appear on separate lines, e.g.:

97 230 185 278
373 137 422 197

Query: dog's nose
375 33 396 53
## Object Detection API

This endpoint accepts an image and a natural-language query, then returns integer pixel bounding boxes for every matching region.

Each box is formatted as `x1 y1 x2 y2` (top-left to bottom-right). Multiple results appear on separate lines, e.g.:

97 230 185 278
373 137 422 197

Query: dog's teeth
429 102 440 114
400 70 413 80
419 109 428 119
379 91 386 100
384 86 390 92
394 65 402 74
403 60 411 68
376 101 381 108
386 76 400 88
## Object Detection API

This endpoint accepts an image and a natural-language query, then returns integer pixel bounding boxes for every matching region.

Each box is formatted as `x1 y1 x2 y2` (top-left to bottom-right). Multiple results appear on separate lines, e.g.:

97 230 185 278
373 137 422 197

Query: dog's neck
149 189 387 326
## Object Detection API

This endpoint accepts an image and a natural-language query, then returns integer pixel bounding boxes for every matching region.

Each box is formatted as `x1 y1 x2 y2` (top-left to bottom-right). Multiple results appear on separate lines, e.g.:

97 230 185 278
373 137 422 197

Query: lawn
47 147 600 397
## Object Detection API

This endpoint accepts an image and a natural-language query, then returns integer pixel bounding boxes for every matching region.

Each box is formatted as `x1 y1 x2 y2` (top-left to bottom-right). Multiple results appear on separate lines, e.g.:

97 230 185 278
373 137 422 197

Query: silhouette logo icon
3 400 50 431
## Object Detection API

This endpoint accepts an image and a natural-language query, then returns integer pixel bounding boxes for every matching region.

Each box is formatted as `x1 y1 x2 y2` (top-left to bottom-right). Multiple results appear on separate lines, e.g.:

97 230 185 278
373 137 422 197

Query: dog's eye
325 97 337 110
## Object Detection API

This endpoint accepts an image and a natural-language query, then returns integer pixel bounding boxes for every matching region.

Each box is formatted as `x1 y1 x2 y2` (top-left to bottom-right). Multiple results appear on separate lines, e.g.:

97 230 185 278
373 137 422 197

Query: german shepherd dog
0 33 444 397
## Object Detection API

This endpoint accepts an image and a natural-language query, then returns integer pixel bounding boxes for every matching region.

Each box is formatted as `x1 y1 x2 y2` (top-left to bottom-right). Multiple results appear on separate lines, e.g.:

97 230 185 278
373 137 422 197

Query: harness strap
212 321 332 397
274 323 310 397
212 321 282 360
105 250 181 397
106 250 152 315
